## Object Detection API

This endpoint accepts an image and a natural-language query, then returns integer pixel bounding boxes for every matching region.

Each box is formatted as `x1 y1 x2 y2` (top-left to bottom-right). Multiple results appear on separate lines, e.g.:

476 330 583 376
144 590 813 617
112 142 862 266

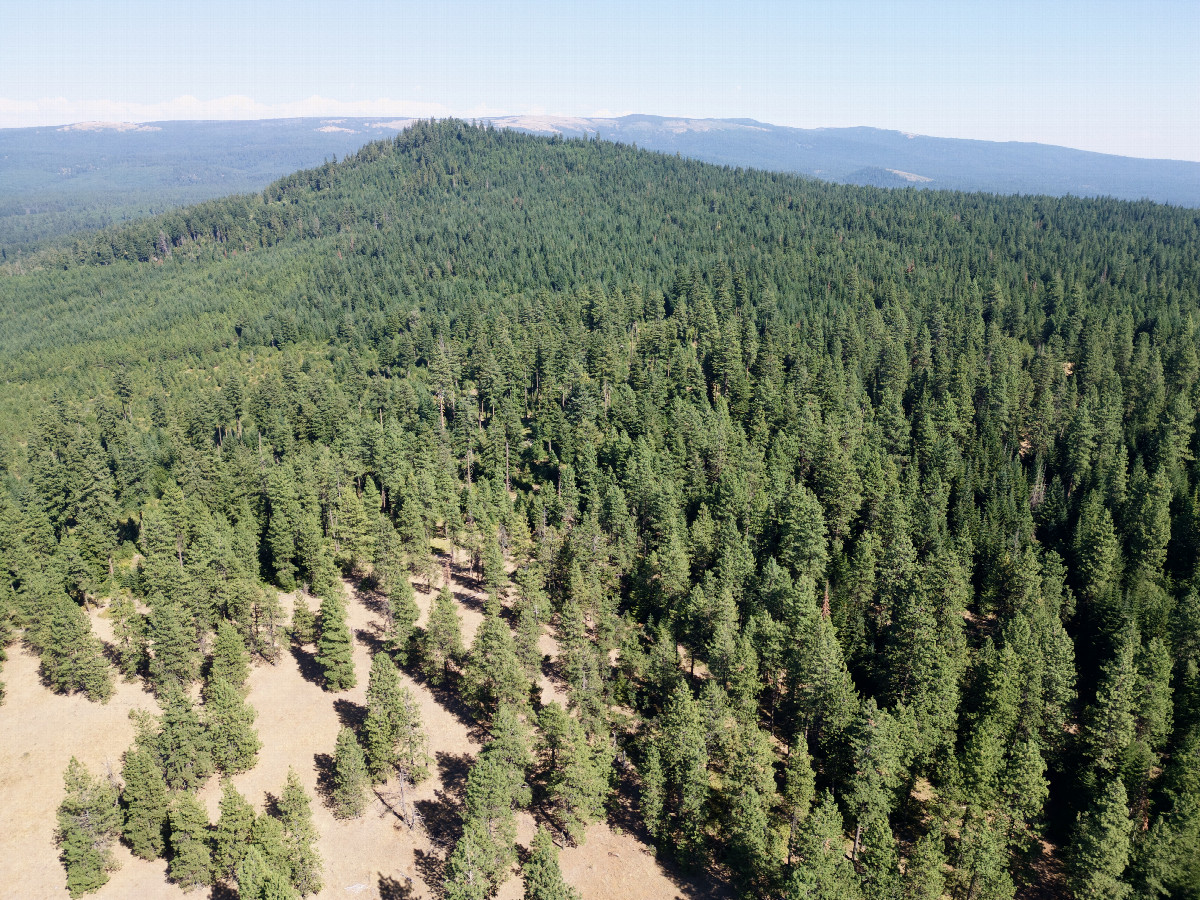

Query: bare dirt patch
1 563 721 899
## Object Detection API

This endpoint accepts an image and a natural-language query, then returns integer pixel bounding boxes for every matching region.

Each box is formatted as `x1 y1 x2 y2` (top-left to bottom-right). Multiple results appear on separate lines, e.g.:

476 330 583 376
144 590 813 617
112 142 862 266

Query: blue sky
2 0 1198 160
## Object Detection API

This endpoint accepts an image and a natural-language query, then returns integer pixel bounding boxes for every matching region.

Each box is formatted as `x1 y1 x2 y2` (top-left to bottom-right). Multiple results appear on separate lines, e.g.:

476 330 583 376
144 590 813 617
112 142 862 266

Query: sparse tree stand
315 592 356 691
56 757 121 898
331 726 370 818
523 826 581 900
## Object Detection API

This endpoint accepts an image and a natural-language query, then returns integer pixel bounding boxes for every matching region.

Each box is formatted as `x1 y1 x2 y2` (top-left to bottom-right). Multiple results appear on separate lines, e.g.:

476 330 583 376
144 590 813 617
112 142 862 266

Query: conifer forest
1 121 1199 899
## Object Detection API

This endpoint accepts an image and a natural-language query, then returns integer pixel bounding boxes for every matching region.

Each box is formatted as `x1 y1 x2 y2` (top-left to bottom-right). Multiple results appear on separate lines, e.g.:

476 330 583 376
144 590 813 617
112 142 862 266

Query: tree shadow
378 873 417 900
403 663 482 735
413 848 445 899
313 752 336 808
414 751 473 850
289 643 324 686
354 626 386 655
334 697 368 730
210 883 240 900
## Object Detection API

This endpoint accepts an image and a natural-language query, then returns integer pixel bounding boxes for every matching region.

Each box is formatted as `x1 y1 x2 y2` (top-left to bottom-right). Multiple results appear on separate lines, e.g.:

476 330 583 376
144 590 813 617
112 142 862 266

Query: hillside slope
1 122 1199 900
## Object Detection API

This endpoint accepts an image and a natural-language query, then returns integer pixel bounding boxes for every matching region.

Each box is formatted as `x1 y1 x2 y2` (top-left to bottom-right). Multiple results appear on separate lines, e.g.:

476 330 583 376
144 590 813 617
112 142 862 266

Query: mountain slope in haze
3 114 1198 253
492 114 1200 206
0 118 416 251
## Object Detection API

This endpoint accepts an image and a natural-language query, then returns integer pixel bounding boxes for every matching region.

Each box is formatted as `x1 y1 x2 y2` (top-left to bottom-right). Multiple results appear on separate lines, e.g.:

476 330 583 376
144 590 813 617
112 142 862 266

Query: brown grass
0 560 721 899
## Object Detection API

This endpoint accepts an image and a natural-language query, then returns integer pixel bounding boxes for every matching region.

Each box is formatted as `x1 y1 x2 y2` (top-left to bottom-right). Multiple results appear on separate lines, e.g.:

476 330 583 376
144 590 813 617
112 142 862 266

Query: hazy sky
2 0 1198 160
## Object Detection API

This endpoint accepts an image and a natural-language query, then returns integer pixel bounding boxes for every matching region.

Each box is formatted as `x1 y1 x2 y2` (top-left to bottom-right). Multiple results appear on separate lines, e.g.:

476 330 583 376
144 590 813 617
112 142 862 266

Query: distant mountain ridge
2 114 1197 252
487 115 1200 206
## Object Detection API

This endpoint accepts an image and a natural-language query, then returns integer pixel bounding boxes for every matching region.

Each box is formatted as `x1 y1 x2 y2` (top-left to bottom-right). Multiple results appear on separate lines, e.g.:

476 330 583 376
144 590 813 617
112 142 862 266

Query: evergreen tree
424 584 464 683
212 779 255 883
465 604 531 714
148 599 200 694
550 715 611 843
290 595 316 645
1071 777 1134 900
236 845 299 900
120 743 169 860
167 792 212 891
158 687 215 791
315 593 356 691
109 593 146 679
787 792 859 900
903 830 946 900
782 733 816 863
203 677 261 773
277 768 323 896
41 594 113 702
331 726 370 818
209 619 251 688
386 577 420 662
523 826 581 900
56 757 121 898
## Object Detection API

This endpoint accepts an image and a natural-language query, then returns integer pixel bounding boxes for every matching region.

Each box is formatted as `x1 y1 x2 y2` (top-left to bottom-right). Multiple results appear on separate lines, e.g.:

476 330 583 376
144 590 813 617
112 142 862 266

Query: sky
2 0 1198 161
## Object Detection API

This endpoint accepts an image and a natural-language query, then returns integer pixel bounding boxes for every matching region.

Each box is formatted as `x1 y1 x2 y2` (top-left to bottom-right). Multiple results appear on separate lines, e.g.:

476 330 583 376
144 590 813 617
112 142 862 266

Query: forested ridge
1 120 1199 899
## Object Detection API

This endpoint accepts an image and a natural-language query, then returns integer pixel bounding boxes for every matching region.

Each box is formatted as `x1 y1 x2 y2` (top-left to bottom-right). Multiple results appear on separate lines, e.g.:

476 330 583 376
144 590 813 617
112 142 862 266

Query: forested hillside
1 121 1198 900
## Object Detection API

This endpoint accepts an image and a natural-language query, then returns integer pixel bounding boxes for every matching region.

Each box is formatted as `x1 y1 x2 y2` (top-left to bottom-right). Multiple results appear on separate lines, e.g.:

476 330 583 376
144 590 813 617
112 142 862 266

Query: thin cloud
0 95 514 128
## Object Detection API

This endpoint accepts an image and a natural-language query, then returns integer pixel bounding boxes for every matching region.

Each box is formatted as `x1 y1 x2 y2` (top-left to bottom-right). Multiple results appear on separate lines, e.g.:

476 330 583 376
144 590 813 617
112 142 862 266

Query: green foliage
120 744 169 860
167 792 212 891
56 757 121 898
314 592 356 691
40 594 113 702
277 768 323 896
523 827 581 900
362 650 431 783
424 585 464 684
209 618 251 687
1071 777 1134 900
5 121 1200 898
203 677 261 774
157 687 215 791
212 779 255 883
330 726 370 818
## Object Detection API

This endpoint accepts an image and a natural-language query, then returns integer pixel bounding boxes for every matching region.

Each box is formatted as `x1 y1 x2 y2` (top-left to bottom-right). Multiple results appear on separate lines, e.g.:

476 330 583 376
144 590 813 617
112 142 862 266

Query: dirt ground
0 559 721 900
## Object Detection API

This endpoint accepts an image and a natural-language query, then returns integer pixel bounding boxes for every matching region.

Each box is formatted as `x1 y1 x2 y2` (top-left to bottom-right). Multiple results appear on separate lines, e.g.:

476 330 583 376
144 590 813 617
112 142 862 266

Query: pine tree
465 605 531 714
120 744 169 860
41 594 114 702
523 826 581 900
158 686 215 791
56 757 121 898
787 792 860 900
653 684 710 861
331 726 370 818
315 593 356 691
277 768 323 896
236 845 299 900
1071 777 1134 900
424 584 464 683
782 733 816 863
209 619 250 688
386 577 420 662
212 779 255 883
203 677 261 774
363 650 403 780
167 792 212 891
443 818 494 900
550 715 611 844
290 594 316 645
148 599 200 694
109 593 146 679
903 830 946 900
